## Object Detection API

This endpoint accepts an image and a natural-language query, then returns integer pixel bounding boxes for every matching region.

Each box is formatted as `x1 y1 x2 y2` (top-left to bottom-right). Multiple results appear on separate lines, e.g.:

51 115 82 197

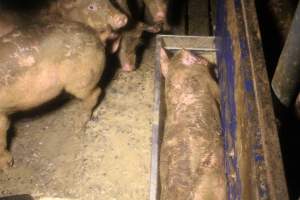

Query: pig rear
159 49 226 200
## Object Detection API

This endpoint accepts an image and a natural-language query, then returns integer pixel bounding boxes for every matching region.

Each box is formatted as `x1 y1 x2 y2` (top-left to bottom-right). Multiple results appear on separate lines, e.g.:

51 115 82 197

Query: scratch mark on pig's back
0 45 40 88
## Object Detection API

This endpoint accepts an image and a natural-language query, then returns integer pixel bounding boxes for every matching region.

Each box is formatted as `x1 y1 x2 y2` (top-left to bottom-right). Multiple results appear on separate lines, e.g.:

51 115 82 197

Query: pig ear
181 49 198 66
160 48 169 77
111 36 122 53
181 49 208 66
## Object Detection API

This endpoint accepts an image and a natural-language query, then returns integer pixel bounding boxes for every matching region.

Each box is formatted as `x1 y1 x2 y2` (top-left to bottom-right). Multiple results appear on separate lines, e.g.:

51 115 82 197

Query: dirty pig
0 20 105 170
159 48 226 200
115 22 160 71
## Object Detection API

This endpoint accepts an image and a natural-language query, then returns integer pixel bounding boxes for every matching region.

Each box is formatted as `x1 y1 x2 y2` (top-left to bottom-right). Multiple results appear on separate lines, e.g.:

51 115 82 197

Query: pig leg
0 114 13 170
66 86 102 127
78 87 102 116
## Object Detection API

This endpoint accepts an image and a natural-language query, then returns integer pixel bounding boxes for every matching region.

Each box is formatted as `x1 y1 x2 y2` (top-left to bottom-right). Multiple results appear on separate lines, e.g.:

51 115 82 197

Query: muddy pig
159 48 226 200
51 0 128 43
0 20 105 170
114 22 160 71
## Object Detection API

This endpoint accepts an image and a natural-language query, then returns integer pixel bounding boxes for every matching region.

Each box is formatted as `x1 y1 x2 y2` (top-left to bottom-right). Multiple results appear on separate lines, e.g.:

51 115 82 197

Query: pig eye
88 4 97 11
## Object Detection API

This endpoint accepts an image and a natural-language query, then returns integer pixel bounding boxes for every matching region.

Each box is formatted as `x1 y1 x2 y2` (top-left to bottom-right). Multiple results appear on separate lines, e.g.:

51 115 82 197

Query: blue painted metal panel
215 0 274 199
216 0 241 198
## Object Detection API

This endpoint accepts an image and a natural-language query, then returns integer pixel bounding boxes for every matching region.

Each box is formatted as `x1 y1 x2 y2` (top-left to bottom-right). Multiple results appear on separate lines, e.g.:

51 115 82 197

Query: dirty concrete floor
0 42 155 200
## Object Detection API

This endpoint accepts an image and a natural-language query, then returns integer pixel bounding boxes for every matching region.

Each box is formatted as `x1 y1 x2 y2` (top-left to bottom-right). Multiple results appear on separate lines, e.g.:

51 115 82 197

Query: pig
0 20 105 170
115 22 160 71
159 48 226 200
51 0 128 42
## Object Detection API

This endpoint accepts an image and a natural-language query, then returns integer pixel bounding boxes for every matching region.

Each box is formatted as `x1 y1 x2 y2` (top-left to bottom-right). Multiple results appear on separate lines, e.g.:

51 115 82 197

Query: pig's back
160 64 226 200
0 21 100 86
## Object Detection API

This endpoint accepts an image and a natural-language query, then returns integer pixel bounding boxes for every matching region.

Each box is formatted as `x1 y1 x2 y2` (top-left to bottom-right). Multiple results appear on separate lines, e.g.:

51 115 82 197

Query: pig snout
122 63 135 72
154 10 166 23
119 48 137 72
111 14 128 30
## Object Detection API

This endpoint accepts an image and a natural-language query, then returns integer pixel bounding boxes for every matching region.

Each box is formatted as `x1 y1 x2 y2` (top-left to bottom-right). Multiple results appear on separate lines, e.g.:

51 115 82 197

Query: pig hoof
0 151 13 170
122 64 135 72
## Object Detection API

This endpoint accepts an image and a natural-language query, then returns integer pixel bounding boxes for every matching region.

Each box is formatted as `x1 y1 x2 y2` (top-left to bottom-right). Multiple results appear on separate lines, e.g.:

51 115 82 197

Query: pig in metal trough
150 35 217 200
150 35 216 200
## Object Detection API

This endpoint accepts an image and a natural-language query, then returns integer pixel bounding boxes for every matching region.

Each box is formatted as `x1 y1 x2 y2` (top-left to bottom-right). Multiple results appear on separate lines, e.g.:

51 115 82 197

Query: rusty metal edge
158 35 216 51
241 0 289 199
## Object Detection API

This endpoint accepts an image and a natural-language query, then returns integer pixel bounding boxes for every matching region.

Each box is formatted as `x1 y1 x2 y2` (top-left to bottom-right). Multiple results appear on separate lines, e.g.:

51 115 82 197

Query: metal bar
158 35 216 51
149 36 163 200
164 47 216 51
271 1 300 107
